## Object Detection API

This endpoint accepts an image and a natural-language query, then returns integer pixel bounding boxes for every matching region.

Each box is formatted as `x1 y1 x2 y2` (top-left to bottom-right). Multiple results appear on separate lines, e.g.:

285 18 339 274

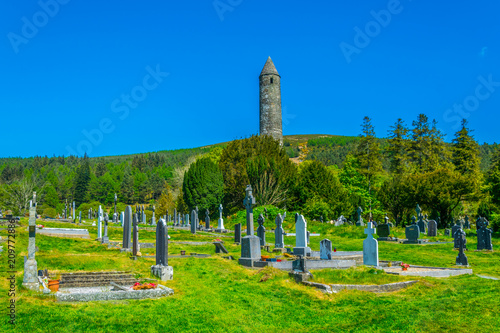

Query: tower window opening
270 78 274 84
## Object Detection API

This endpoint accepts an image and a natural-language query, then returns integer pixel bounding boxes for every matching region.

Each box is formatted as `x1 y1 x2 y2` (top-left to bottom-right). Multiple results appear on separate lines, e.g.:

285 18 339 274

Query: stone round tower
259 57 282 143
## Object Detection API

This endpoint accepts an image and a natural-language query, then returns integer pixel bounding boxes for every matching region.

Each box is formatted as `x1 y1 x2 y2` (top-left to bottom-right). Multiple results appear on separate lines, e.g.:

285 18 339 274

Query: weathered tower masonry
259 57 283 143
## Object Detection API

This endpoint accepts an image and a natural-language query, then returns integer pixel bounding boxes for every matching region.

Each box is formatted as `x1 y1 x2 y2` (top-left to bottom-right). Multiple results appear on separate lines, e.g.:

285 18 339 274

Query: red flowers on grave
400 262 410 271
36 224 44 228
132 282 157 290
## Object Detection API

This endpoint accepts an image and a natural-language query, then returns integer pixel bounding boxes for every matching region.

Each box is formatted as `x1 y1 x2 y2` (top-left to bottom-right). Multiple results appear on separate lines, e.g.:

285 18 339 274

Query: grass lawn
1 217 499 332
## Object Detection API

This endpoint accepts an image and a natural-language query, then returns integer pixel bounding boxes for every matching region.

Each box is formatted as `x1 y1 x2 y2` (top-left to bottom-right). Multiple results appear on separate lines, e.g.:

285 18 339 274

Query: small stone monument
427 220 437 237
293 214 311 256
113 193 118 223
190 210 197 234
216 204 225 232
257 214 266 247
452 223 461 248
151 205 156 226
376 222 391 241
132 212 140 259
121 206 132 252
477 217 493 251
274 214 285 250
416 204 426 234
205 209 210 230
320 239 332 260
403 217 422 244
102 214 109 244
464 216 470 229
234 223 242 244
356 207 364 227
97 205 103 239
151 218 173 281
455 227 468 266
363 222 379 266
238 185 261 267
23 192 39 290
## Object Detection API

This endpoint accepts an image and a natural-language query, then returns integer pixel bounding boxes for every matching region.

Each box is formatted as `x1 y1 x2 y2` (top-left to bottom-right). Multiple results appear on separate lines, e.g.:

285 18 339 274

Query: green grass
1 218 499 332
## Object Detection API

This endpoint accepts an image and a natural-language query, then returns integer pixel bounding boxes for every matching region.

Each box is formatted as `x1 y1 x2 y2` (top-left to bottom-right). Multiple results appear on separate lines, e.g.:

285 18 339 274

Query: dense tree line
1 115 499 231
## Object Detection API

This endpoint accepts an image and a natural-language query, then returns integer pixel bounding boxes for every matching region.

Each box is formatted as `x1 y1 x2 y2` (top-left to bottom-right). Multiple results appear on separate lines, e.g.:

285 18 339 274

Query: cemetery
2 3 500 330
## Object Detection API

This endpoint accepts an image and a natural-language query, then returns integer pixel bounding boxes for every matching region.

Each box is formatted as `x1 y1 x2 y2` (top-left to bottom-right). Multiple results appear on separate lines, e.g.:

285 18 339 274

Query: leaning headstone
234 223 242 244
121 206 132 252
23 192 39 290
455 227 468 266
238 185 261 267
403 217 421 244
477 218 493 251
151 218 173 281
320 239 332 260
427 220 437 237
293 214 311 256
274 214 285 249
257 214 266 247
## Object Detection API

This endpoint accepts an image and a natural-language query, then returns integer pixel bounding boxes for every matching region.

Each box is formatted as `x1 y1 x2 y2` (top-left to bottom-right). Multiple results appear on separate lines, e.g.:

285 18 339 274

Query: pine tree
487 147 500 206
387 118 410 175
183 157 224 213
73 154 91 207
452 119 480 176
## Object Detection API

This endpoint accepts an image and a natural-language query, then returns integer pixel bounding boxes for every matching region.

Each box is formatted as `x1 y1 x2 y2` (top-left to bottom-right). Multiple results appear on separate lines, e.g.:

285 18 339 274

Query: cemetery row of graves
0 183 498 331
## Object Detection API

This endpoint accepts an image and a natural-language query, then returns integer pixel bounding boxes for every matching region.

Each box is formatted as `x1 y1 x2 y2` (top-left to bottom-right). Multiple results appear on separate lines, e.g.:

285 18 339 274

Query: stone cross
416 204 422 219
23 192 39 290
243 185 256 235
363 222 379 266
219 204 223 219
205 209 210 229
190 210 197 234
455 227 468 266
356 207 364 226
97 205 103 238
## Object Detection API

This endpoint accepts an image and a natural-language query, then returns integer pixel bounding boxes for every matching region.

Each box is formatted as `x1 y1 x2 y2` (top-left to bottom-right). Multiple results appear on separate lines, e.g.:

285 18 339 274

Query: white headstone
293 214 311 256
363 222 379 266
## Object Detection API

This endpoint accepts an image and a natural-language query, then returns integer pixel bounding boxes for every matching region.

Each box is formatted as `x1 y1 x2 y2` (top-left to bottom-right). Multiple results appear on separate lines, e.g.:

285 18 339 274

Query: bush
43 207 57 218
303 198 334 221
490 213 500 232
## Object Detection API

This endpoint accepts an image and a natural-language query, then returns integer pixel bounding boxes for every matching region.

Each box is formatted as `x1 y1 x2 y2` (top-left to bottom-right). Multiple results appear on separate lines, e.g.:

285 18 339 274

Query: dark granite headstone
427 220 437 237
234 223 242 244
477 218 493 251
377 223 391 240
452 224 460 246
455 228 468 266
257 214 266 247
403 222 421 244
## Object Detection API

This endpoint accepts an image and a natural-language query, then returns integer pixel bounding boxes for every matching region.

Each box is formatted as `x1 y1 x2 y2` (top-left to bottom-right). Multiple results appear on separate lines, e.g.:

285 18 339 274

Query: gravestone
455 227 468 266
120 212 124 227
174 208 177 226
142 206 146 224
102 215 109 244
320 239 332 260
88 209 91 220
113 193 118 222
151 205 156 226
274 214 285 249
217 204 225 231
78 211 82 224
205 209 210 230
234 223 242 244
214 241 229 254
257 214 266 247
190 210 197 234
452 223 461 247
293 214 311 256
73 201 75 220
477 217 493 251
97 205 103 239
122 206 132 252
151 218 173 281
363 222 379 266
356 207 364 227
403 218 422 244
307 230 311 245
464 216 470 229
427 220 437 237
243 186 256 235
238 185 261 267
23 192 39 290
416 204 426 233
132 211 140 258
376 223 391 241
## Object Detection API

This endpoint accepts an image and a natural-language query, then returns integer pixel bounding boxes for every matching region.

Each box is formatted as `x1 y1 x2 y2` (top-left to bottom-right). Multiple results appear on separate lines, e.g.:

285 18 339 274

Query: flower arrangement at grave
132 282 157 290
400 262 410 271
36 224 44 229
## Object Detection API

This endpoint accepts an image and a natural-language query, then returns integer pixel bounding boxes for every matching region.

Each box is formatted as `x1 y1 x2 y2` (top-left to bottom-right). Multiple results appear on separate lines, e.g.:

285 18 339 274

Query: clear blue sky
1 0 499 158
